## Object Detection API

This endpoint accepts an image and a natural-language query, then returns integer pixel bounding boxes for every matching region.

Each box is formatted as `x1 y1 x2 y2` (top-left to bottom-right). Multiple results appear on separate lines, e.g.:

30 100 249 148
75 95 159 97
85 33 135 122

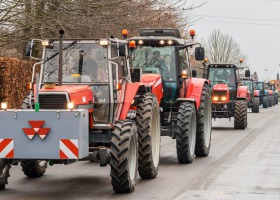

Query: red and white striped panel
59 139 78 159
0 139 14 158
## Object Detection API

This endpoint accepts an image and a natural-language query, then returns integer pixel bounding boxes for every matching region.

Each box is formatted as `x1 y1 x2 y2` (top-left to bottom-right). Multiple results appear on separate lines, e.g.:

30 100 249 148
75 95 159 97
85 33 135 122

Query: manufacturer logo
22 121 50 140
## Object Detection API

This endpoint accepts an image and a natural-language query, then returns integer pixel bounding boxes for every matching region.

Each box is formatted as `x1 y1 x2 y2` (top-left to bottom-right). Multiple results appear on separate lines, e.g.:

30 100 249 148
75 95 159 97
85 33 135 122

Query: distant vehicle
207 64 250 129
240 77 260 113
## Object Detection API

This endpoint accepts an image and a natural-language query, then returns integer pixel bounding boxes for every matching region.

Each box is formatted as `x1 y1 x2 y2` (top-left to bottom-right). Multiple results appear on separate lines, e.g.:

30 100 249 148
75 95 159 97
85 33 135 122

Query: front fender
184 77 209 110
237 86 248 99
119 82 140 120
254 90 260 97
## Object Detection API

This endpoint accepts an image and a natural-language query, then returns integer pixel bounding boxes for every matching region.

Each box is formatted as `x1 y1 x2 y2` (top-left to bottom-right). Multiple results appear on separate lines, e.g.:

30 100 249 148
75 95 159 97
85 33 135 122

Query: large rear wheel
234 100 247 129
176 102 196 164
136 93 160 179
110 120 138 193
0 159 10 191
195 84 212 157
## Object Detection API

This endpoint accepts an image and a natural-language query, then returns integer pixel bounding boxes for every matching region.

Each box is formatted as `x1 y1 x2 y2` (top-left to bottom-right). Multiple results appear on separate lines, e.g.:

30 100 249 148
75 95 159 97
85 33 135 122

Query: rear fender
183 77 209 110
237 86 248 99
119 83 140 120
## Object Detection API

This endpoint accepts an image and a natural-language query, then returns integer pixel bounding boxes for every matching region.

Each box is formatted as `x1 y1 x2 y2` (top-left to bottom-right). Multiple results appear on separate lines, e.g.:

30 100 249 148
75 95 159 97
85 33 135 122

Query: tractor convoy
207 64 250 129
0 28 212 192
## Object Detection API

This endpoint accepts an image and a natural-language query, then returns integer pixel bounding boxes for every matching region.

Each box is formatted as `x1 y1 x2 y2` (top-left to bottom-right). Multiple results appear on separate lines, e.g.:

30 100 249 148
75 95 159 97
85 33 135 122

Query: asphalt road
2 105 280 200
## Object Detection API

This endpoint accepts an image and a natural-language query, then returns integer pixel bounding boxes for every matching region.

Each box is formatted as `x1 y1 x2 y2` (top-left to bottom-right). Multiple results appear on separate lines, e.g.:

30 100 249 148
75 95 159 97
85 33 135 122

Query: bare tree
0 0 206 58
204 30 248 66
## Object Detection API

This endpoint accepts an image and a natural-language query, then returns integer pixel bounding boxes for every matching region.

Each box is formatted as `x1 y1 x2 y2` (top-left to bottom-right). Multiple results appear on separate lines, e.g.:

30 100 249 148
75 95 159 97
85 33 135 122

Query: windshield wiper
44 41 78 78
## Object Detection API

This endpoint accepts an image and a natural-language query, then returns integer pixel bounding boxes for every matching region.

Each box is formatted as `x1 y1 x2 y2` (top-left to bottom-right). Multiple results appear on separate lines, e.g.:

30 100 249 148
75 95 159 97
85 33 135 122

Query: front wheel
110 121 138 193
263 96 268 108
136 93 160 179
252 97 259 113
176 102 196 164
0 159 10 191
234 101 247 129
21 160 47 178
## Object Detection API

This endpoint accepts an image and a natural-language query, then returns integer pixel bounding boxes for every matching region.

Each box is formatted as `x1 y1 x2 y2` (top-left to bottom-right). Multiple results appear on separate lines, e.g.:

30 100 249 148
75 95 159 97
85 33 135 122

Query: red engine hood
212 83 229 92
39 85 92 94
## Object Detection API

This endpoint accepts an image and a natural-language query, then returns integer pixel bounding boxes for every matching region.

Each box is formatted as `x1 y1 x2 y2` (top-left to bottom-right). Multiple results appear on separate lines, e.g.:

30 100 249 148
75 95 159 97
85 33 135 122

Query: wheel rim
128 133 137 181
151 105 160 167
204 93 212 148
38 160 47 167
189 108 196 155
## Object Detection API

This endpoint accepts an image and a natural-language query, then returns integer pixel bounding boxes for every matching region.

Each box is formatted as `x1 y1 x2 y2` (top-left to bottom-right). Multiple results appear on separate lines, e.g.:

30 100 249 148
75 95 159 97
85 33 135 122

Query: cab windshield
208 67 236 86
241 80 253 91
133 46 176 81
43 42 108 83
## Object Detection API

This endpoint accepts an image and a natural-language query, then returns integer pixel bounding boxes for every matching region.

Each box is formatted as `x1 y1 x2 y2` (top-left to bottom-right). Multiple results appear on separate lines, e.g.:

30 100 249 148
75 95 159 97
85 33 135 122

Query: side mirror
119 42 127 57
25 42 34 57
192 69 197 77
195 47 205 61
245 69 250 77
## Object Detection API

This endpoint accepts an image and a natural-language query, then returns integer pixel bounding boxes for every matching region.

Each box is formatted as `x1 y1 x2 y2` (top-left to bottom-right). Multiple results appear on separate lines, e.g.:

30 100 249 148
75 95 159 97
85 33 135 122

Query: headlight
213 96 219 101
67 102 74 110
221 96 227 101
1 102 7 110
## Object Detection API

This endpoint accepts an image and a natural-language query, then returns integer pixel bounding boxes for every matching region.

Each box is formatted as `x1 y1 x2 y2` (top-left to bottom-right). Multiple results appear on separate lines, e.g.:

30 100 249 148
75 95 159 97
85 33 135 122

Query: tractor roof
139 28 181 38
208 64 238 68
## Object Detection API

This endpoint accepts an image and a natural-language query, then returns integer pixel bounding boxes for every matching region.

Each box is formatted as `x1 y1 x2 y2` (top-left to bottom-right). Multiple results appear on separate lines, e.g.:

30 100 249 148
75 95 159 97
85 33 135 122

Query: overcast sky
190 0 280 81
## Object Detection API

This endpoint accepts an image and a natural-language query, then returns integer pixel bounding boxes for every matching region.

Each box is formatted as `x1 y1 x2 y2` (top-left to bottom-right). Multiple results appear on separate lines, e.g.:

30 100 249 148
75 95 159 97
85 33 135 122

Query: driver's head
152 50 160 59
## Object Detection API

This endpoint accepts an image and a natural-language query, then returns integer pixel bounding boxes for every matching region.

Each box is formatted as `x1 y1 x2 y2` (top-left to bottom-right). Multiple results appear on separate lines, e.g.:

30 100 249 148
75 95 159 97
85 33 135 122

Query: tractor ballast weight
207 64 249 129
0 32 162 192
129 28 212 164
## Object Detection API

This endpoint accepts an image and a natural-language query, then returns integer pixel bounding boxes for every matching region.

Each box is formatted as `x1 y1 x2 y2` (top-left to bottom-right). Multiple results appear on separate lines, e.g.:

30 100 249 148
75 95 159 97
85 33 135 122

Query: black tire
234 100 247 129
268 95 272 107
272 95 275 106
110 120 138 193
0 159 10 191
263 96 268 108
252 97 259 113
21 160 47 178
276 94 278 104
136 93 160 179
195 84 212 157
176 102 196 164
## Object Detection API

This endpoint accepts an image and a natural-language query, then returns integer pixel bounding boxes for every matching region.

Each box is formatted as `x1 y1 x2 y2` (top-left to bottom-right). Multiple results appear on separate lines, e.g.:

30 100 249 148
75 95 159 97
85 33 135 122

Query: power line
200 19 280 27
193 14 280 22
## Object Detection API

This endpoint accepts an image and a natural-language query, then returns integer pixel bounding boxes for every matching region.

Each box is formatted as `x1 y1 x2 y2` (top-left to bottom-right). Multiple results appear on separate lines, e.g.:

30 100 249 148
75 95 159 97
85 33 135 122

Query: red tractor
207 64 250 129
240 77 260 113
129 28 212 164
0 30 161 193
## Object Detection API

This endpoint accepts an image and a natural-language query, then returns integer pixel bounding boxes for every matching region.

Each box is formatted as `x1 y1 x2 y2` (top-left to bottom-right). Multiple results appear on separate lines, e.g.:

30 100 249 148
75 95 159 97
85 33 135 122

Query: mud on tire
195 84 212 157
136 93 160 179
0 159 10 191
176 102 196 164
110 121 138 193
234 100 247 129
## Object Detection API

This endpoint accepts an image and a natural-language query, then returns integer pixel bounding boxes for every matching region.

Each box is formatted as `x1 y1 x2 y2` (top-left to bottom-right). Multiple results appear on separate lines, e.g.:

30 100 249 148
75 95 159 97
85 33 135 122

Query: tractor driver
148 50 168 77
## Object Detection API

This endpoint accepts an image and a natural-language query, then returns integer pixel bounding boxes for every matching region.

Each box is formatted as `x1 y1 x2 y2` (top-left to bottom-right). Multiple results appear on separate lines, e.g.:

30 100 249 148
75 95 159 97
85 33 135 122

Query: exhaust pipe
58 29 64 86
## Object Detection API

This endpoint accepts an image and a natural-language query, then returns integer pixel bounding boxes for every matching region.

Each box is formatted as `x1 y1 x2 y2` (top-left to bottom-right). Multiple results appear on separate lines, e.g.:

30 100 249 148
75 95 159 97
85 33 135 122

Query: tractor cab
207 64 238 101
240 77 254 99
26 37 130 129
130 28 204 112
